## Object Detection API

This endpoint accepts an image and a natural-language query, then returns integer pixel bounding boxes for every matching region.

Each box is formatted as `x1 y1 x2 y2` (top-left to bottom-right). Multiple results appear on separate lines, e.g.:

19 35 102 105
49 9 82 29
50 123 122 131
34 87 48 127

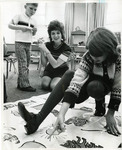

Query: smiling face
51 30 62 45
25 4 37 17
90 53 108 64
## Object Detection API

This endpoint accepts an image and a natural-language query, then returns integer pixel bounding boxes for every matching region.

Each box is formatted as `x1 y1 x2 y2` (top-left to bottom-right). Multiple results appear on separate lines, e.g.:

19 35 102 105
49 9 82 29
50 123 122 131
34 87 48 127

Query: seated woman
18 27 121 137
38 20 71 91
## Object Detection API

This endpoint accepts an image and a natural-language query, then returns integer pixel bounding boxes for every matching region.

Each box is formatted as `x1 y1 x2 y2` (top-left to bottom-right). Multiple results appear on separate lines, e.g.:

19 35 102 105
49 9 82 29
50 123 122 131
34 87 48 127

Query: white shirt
12 13 37 43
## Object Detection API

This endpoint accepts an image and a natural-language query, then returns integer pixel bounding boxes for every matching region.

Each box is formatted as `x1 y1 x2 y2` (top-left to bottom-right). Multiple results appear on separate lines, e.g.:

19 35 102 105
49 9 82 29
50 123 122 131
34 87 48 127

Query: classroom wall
1 2 23 43
73 3 86 32
105 0 122 32
1 1 122 44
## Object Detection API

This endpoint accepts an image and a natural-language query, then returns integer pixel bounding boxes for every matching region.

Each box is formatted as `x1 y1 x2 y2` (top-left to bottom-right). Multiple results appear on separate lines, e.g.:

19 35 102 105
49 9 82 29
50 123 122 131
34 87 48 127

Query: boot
94 98 106 116
18 102 40 135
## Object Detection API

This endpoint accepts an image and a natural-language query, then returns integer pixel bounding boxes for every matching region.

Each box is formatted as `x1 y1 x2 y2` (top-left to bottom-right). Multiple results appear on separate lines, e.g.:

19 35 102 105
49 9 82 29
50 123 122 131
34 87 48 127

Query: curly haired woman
38 20 71 91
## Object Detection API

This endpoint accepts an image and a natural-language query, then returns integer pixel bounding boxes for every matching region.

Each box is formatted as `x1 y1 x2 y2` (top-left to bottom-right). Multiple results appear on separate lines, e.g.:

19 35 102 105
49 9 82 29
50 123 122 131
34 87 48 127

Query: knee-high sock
37 70 74 124
95 98 105 111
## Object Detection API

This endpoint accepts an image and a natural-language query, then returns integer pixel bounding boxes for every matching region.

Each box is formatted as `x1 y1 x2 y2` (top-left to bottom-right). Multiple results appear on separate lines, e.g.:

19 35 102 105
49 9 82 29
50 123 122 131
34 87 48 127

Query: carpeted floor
4 61 48 103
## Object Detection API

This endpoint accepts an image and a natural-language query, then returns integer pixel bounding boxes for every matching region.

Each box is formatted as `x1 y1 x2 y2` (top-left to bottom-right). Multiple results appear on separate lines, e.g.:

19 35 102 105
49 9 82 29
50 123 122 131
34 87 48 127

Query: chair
3 38 17 79
4 54 17 79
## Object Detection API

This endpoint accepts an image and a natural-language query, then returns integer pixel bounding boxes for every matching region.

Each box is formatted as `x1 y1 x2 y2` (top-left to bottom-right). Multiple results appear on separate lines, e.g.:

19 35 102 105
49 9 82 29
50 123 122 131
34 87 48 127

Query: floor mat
3 93 122 149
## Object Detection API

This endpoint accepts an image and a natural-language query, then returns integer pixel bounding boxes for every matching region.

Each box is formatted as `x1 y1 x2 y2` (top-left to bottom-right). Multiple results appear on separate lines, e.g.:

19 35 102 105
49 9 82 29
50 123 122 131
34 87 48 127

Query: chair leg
37 58 40 70
13 62 17 74
9 61 12 72
6 61 9 79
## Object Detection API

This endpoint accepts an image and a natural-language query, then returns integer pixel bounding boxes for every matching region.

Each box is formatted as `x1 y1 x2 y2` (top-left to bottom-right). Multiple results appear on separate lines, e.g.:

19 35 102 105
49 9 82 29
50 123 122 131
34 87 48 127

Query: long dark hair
47 20 65 42
86 27 119 63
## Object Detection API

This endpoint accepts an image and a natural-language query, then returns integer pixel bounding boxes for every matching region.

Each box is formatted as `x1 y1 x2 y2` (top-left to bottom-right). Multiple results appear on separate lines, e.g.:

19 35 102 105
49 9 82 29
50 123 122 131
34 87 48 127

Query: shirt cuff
62 92 77 108
59 54 68 62
107 98 121 111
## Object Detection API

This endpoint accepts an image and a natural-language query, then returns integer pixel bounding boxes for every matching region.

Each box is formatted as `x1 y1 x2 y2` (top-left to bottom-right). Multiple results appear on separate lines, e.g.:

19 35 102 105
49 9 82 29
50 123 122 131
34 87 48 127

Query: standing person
8 3 38 92
38 20 71 91
18 27 121 136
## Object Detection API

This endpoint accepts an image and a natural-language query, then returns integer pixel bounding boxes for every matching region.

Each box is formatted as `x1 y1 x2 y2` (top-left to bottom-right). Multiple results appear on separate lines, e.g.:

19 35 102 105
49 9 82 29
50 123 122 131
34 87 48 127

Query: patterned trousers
15 42 31 88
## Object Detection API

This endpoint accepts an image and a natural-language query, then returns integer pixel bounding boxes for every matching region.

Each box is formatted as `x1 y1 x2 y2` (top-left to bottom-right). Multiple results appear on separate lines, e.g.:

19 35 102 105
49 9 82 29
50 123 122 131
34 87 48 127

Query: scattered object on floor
65 117 88 126
61 136 103 148
80 106 93 112
19 140 46 148
4 133 20 144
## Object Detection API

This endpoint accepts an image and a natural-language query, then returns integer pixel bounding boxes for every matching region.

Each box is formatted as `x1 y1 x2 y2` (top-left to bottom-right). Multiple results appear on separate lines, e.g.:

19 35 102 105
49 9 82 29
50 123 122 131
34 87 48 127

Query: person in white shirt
8 3 38 92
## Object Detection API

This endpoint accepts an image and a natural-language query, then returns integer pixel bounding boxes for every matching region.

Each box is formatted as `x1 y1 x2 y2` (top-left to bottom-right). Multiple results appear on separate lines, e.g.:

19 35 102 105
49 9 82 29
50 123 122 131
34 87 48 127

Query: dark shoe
18 102 34 122
18 86 36 92
18 102 39 135
24 117 40 135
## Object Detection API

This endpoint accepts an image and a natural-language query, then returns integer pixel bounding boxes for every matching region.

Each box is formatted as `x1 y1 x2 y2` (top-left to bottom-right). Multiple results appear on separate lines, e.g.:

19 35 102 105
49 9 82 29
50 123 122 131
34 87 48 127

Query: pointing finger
47 126 57 139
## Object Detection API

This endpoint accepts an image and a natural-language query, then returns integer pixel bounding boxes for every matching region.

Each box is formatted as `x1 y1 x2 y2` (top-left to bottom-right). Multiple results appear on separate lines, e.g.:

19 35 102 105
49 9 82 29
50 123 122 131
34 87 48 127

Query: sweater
63 51 121 111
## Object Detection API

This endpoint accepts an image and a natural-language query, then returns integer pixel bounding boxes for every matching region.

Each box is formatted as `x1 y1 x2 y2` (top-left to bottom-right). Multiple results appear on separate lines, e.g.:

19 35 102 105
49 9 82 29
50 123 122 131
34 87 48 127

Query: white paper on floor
2 93 122 149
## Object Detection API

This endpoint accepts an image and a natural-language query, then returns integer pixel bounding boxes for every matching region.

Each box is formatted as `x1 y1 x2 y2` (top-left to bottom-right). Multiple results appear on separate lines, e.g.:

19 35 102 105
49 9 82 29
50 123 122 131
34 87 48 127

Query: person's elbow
52 63 60 68
8 24 11 29
52 59 64 68
8 24 14 30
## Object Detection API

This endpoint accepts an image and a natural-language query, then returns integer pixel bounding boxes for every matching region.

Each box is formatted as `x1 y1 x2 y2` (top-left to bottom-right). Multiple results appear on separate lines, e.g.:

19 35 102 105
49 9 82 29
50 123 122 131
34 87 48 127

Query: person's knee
41 82 50 90
41 78 51 90
63 70 74 78
87 80 105 99
50 82 56 91
50 78 61 91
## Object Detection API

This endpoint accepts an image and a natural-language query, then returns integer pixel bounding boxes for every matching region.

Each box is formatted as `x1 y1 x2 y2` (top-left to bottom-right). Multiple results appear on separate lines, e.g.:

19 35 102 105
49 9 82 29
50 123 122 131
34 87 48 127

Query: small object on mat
80 106 93 112
60 136 103 148
19 140 46 148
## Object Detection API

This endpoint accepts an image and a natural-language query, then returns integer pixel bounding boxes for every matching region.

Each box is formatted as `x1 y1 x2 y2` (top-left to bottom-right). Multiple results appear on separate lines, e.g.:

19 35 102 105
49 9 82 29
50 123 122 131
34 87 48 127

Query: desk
6 44 40 52
31 44 40 51
31 44 40 70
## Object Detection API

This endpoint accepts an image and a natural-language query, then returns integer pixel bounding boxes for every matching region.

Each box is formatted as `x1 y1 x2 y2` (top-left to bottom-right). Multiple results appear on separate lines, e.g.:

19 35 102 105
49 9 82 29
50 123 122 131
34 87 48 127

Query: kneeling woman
38 20 71 91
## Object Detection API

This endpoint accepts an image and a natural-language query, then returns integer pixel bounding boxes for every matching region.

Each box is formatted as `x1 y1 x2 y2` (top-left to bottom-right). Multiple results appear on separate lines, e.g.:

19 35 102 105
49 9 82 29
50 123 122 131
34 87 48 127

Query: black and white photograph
0 0 122 149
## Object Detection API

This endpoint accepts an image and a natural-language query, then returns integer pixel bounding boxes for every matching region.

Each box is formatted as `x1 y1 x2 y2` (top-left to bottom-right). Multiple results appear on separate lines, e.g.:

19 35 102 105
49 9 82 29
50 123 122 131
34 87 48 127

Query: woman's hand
54 114 66 132
38 38 48 53
105 109 121 136
48 102 70 139
48 114 66 139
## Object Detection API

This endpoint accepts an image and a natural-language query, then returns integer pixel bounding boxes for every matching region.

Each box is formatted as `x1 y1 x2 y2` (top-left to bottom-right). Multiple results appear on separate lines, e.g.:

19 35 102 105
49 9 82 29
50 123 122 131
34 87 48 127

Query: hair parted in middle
47 20 65 42
86 27 119 63
26 3 38 7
